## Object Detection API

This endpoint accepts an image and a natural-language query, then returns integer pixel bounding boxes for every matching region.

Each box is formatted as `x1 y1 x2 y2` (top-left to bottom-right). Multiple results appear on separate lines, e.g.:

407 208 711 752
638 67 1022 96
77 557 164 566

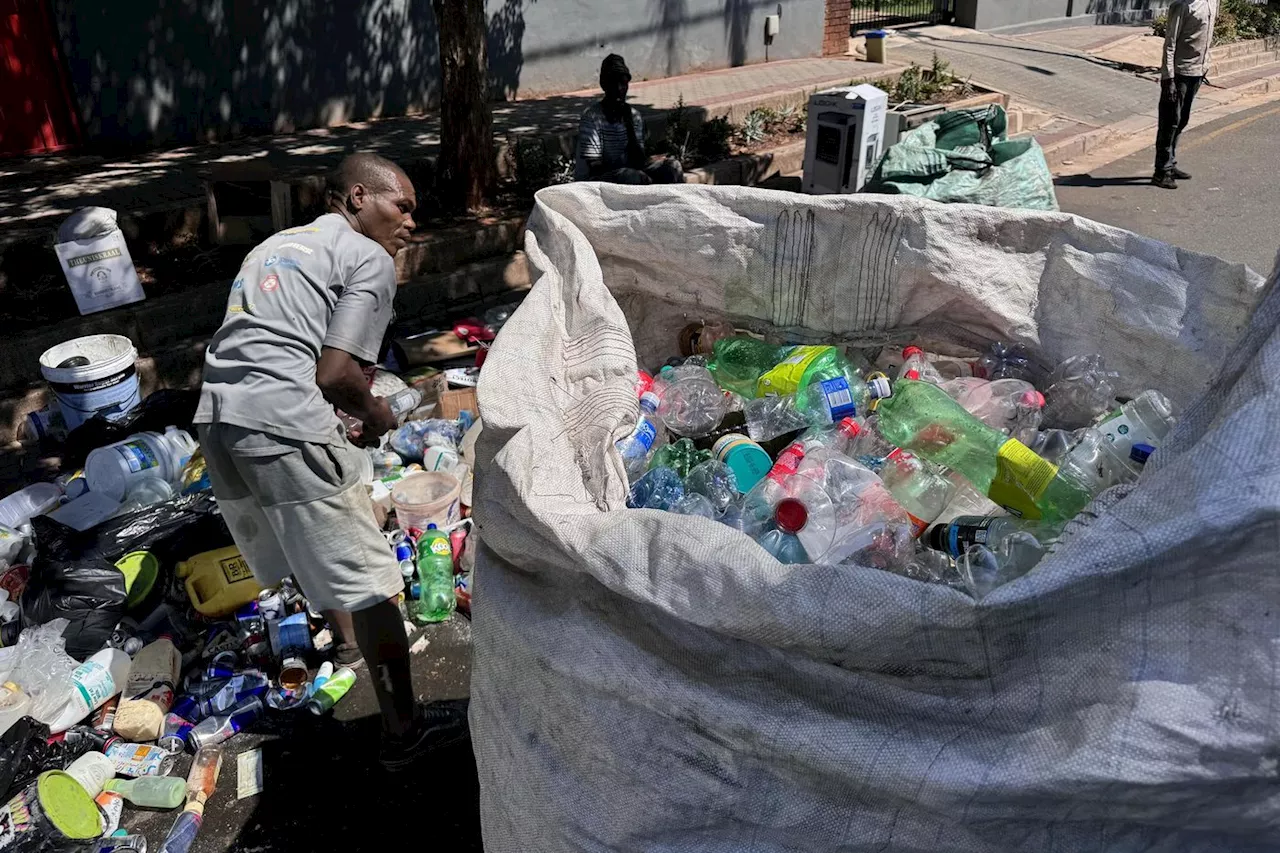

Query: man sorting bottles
194 152 467 770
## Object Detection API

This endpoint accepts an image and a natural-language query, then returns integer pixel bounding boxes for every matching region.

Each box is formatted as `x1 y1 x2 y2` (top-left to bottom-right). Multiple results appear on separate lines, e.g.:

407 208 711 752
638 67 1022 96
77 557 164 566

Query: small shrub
739 109 768 145
696 117 733 164
513 138 573 195
1151 14 1167 37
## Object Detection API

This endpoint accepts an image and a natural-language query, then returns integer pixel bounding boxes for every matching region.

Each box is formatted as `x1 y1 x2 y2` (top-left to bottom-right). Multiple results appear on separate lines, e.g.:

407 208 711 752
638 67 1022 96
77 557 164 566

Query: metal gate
850 0 954 32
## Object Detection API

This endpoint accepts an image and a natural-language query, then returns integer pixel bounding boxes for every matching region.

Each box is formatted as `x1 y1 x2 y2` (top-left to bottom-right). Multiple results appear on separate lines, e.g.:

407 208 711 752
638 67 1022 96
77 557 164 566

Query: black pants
1154 74 1203 175
601 157 685 185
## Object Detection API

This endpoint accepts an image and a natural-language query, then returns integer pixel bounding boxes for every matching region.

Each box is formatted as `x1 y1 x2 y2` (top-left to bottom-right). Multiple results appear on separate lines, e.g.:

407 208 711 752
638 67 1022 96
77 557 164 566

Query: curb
1040 71 1280 171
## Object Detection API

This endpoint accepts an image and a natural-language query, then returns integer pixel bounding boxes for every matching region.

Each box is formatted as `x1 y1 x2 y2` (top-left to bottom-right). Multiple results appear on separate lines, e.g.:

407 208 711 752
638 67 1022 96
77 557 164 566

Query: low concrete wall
956 0 1173 32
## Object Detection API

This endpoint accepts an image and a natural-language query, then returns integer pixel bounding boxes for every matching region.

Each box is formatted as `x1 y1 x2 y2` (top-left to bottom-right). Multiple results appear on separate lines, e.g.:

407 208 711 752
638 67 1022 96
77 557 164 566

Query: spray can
305 667 356 715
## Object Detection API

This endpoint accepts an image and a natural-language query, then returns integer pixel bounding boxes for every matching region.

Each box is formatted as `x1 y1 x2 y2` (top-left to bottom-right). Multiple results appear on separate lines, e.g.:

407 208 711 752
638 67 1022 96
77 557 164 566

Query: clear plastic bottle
926 514 1062 558
103 775 187 809
655 365 728 438
415 524 456 624
187 695 264 750
616 392 662 479
683 460 738 514
753 476 837 564
48 647 132 734
898 346 944 385
959 533 1049 599
878 450 957 538
756 499 813 564
1041 353 1119 429
941 377 1045 441
1096 390 1176 461
669 493 717 519
627 467 685 510
973 342 1033 382
877 379 1096 523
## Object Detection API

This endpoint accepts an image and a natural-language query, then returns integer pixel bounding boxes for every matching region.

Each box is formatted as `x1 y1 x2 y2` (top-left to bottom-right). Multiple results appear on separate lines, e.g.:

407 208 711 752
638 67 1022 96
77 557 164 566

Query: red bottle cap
837 418 862 439
774 498 808 534
902 346 924 359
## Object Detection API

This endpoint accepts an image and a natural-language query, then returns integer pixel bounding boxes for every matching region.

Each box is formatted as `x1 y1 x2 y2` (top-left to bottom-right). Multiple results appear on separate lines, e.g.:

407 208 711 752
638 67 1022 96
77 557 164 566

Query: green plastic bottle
415 524 456 624
707 336 790 398
103 775 186 809
877 379 1095 523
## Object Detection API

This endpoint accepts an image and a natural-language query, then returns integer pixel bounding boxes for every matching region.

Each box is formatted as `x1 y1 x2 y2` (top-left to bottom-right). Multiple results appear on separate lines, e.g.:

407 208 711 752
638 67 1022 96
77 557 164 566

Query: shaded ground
1055 99 1280 277
119 615 482 852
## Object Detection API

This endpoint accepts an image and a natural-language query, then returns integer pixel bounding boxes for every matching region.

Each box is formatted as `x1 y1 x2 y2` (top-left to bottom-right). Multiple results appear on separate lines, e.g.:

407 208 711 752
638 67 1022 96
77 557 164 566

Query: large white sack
471 184 1278 853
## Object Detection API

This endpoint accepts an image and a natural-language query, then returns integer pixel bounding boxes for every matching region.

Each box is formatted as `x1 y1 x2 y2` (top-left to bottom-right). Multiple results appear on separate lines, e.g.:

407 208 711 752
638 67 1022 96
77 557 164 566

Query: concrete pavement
1056 100 1280 277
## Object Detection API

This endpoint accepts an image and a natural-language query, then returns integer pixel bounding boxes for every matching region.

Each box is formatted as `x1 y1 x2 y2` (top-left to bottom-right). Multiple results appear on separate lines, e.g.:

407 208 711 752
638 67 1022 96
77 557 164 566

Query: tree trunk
435 0 496 211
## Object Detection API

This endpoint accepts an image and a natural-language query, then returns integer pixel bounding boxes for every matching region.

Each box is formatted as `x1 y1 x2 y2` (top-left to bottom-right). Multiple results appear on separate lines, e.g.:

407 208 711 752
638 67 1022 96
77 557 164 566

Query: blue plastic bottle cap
427 523 438 530
866 30 888 39
1130 443 1155 464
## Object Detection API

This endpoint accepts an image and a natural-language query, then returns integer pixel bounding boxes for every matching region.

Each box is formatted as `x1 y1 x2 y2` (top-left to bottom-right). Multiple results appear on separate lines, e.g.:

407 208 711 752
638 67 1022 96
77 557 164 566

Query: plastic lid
866 29 888 37
1130 443 1155 464
866 376 893 400
115 550 159 609
427 523 438 530
1021 390 1047 409
639 391 661 411
774 498 808 534
38 770 104 840
902 346 924 359
837 417 862 439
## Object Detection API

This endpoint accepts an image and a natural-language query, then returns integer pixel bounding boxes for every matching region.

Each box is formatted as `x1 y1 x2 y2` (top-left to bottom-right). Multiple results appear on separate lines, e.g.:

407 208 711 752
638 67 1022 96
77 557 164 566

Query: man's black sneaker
1170 167 1192 180
1152 173 1177 190
379 699 471 771
333 642 364 669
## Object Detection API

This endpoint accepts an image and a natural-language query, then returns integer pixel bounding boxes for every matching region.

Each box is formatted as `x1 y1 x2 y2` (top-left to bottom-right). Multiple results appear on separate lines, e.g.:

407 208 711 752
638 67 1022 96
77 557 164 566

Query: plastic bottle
616 392 662 479
973 342 1033 382
756 499 813 564
187 695 264 750
669 492 717 518
1057 427 1140 495
385 387 424 420
1096 390 1176 461
876 379 1096 523
655 365 728 438
706 336 790 398
684 460 738 514
48 647 133 734
648 438 711 478
85 427 196 501
156 747 222 853
627 467 685 510
742 394 811 443
959 533 1049 599
1041 353 1119 429
898 346 944 385
415 524 456 624
0 482 61 529
306 667 357 715
114 636 180 742
794 450 914 567
878 450 957 537
711 434 773 493
752 473 837 564
102 775 186 809
65 751 116 796
926 514 1062 558
941 377 1045 441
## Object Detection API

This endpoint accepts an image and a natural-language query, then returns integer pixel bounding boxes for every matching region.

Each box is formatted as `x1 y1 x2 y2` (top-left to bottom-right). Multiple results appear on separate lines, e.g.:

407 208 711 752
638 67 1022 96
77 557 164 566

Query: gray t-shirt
194 213 396 445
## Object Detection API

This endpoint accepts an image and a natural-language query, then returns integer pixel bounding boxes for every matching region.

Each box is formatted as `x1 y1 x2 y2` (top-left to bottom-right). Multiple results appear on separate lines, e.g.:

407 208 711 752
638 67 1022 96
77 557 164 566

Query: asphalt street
1055 100 1280 279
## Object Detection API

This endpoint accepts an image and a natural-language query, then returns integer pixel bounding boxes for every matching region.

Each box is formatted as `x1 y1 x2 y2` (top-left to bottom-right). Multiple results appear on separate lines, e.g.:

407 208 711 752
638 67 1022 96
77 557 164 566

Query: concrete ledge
684 140 807 186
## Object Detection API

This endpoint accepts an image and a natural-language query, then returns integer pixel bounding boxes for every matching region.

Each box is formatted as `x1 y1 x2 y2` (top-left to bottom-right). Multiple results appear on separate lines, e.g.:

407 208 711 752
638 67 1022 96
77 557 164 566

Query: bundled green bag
865 105 1058 211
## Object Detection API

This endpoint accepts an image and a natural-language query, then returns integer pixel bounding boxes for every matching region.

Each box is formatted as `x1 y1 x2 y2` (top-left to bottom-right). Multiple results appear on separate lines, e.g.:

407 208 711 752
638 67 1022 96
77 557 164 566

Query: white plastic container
39 335 141 430
85 427 197 501
65 751 116 796
0 483 61 530
48 647 132 734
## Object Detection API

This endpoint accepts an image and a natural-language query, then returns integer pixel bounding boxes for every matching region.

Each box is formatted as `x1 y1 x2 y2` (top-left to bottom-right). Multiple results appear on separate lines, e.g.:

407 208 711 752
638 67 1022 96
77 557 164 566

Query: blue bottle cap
1130 443 1155 464
427 523 438 530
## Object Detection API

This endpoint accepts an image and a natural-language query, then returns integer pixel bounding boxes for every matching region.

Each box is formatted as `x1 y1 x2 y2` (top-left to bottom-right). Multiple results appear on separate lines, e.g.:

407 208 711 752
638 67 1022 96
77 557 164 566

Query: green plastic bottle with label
877 379 1095 524
415 524 456 624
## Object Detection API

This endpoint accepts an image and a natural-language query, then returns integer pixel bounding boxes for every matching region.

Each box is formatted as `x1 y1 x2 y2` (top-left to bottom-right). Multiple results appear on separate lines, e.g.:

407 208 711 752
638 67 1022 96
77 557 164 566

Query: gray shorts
197 423 402 612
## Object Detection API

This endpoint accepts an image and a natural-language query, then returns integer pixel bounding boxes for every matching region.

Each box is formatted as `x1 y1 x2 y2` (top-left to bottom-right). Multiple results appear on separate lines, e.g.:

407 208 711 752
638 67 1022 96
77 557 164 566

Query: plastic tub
38 334 141 430
84 426 196 501
392 472 462 531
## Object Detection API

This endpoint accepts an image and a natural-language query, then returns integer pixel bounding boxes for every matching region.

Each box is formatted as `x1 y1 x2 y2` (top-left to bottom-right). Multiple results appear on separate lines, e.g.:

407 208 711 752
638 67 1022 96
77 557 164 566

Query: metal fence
850 0 954 31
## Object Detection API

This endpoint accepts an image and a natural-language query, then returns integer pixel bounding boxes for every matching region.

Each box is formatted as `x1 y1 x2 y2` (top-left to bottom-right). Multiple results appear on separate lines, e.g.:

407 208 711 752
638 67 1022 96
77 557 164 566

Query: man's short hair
326 153 406 204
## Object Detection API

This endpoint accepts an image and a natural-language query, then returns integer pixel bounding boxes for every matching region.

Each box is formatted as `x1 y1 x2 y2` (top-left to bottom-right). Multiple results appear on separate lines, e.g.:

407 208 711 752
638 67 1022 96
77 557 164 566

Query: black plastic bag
0 717 96 802
21 493 231 657
62 388 199 469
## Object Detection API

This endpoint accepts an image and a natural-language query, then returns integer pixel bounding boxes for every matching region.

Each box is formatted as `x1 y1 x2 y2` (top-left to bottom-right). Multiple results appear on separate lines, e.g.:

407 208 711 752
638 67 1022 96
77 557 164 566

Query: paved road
1056 100 1280 278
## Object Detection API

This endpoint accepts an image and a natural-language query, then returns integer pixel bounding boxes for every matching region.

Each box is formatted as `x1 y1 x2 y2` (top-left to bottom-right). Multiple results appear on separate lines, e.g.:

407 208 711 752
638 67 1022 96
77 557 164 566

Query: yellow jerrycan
175 546 262 618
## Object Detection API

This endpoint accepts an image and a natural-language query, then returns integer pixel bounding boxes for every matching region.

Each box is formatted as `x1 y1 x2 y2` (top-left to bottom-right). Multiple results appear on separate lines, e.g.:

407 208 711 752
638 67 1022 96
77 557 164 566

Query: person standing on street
1153 0 1217 189
194 152 468 770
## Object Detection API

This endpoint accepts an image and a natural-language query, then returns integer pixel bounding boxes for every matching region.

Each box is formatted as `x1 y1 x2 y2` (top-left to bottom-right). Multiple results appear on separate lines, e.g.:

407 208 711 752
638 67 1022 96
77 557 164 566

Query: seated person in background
575 54 684 185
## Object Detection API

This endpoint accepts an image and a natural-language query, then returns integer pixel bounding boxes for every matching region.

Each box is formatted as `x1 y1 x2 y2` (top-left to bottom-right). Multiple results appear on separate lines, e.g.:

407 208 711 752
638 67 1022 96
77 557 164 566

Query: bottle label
818 378 857 419
429 538 452 557
72 660 117 711
1099 410 1156 451
108 743 169 777
632 419 658 453
988 438 1058 520
946 516 997 556
756 346 829 397
905 512 930 539
116 440 159 474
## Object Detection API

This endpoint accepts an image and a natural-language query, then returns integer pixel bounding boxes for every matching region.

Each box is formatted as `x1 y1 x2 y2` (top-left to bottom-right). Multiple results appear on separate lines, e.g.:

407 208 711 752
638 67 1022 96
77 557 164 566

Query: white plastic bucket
391 472 462 531
39 335 140 430
84 427 196 501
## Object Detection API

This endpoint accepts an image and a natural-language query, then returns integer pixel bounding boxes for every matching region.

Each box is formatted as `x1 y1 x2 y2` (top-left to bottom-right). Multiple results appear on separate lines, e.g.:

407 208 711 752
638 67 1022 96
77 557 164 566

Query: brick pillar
823 0 851 57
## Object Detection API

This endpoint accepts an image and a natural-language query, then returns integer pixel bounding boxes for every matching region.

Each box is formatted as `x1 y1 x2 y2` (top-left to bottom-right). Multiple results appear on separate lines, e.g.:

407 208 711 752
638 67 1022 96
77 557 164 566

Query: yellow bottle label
756 346 830 397
988 438 1058 520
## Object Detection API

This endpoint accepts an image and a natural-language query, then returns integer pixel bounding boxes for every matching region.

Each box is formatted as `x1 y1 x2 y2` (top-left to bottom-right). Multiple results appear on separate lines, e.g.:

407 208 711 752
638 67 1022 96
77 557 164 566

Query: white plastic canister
84 427 197 501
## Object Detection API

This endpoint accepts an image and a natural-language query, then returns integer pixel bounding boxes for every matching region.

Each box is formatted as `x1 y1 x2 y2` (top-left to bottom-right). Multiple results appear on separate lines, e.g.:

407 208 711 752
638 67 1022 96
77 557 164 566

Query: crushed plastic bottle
616 392 662 480
669 493 717 519
926 514 1062 559
898 346 945 385
648 438 711 478
707 336 790 398
959 532 1048 599
878 450 957 538
941 377 1045 442
756 499 813 564
684 460 738 514
627 467 685 510
795 450 915 567
1041 353 1120 429
973 342 1033 382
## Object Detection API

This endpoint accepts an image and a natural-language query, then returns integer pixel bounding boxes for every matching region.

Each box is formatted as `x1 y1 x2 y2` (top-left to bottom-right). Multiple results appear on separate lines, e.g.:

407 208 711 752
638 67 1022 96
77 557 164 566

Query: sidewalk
883 25 1280 168
0 57 868 243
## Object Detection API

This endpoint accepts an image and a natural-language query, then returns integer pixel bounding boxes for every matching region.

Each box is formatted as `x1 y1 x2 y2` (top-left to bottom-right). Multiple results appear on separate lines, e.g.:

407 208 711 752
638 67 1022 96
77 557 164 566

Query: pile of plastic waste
0 365 483 851
621 323 1175 598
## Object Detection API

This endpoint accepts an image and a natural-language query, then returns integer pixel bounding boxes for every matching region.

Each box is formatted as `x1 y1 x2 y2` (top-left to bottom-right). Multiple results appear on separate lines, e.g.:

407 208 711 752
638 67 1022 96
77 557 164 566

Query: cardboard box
802 84 889 194
438 387 478 421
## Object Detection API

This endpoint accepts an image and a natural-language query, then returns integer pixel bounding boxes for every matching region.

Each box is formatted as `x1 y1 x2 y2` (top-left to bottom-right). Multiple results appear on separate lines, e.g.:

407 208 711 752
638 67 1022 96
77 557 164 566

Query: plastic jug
175 547 263 618
84 426 197 501
47 647 132 734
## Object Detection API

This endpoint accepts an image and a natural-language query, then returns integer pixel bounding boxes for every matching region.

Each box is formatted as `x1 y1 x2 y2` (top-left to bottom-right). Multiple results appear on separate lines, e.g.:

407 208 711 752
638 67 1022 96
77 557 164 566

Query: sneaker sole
379 726 471 772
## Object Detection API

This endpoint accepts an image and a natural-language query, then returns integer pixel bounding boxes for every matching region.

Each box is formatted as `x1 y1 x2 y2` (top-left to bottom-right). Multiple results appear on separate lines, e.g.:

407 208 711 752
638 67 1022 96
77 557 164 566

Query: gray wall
956 0 1172 31
51 0 823 148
